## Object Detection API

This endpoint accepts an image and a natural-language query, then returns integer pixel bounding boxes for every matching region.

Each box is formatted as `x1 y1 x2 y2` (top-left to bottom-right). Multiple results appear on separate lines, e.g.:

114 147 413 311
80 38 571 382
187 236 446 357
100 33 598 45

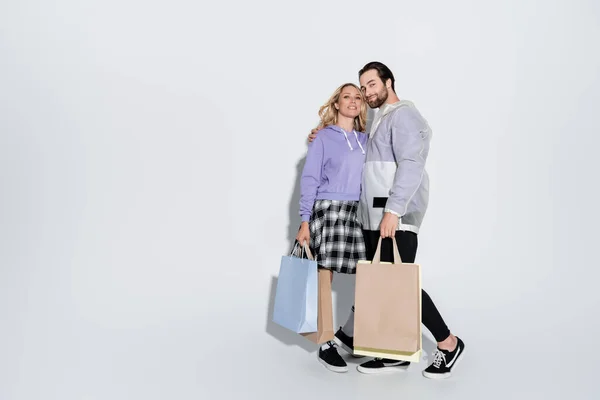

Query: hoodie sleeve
385 107 430 217
299 135 325 222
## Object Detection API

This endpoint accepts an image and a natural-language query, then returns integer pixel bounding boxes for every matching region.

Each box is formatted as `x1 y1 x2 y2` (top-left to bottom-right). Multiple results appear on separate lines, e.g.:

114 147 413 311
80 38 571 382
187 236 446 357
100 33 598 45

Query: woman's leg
316 267 348 373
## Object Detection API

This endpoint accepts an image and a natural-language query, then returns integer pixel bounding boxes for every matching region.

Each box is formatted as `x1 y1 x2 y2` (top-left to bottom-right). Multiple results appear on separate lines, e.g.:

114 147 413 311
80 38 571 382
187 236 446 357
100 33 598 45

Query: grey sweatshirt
358 100 432 234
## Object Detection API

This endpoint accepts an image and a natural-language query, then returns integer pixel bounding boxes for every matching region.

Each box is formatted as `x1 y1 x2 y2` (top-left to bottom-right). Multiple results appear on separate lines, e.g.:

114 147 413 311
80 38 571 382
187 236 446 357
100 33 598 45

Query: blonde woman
295 83 368 373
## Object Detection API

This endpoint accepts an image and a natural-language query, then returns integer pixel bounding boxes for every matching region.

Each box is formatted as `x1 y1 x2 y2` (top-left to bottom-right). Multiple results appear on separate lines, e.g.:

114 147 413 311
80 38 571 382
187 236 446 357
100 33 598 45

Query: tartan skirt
308 199 366 274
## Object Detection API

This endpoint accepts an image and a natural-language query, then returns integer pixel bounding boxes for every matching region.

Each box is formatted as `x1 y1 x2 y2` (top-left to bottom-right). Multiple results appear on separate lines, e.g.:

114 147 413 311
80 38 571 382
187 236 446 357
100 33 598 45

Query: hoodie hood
369 100 415 135
324 125 366 154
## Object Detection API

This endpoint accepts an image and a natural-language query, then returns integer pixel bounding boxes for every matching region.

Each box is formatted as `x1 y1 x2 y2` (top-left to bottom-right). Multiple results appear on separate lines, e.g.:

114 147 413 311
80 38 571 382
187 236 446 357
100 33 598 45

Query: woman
296 83 368 373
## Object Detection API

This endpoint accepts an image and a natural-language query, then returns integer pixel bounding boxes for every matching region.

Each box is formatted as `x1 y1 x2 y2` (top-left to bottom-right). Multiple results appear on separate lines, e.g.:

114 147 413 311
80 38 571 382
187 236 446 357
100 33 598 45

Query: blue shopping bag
272 242 318 333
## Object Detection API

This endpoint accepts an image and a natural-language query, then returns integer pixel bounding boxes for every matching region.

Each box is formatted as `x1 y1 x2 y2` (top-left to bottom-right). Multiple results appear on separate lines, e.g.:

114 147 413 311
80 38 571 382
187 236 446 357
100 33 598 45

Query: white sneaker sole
357 363 410 374
318 356 348 373
422 347 465 380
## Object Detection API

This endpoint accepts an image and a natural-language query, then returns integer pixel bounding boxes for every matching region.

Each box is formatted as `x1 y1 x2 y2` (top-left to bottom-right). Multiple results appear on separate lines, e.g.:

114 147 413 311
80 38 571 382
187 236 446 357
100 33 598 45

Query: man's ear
385 78 392 89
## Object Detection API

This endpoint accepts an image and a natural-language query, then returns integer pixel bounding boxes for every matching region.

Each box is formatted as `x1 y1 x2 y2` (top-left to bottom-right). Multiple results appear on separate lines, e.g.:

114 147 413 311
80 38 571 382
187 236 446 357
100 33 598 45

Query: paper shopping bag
353 237 422 362
300 269 335 344
272 242 318 333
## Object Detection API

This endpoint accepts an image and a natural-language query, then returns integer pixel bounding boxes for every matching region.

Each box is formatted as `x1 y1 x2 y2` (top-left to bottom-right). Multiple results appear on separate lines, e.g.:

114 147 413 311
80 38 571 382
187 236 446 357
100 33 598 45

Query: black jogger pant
362 229 451 343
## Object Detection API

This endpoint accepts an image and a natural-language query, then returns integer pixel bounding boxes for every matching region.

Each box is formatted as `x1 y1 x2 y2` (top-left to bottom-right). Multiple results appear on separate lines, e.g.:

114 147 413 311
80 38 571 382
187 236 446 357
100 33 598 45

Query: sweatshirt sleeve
385 107 430 217
299 135 325 222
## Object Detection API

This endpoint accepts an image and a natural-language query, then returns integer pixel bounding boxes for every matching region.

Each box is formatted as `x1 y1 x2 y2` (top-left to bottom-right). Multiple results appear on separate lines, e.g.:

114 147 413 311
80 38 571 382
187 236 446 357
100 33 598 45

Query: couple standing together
296 61 465 379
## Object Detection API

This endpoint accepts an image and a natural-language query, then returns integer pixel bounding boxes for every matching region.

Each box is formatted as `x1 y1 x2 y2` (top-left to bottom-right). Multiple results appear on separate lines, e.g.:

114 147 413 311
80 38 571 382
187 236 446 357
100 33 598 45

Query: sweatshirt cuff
384 207 402 217
301 215 311 222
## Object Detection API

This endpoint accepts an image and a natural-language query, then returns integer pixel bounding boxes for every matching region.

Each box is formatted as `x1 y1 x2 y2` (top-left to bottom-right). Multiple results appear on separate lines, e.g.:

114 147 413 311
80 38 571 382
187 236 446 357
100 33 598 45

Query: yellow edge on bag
353 348 422 363
354 259 423 363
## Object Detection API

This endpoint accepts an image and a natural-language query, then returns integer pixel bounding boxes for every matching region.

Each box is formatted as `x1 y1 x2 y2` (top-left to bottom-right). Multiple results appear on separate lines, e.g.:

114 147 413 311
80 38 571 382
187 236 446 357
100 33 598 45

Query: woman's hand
296 222 310 247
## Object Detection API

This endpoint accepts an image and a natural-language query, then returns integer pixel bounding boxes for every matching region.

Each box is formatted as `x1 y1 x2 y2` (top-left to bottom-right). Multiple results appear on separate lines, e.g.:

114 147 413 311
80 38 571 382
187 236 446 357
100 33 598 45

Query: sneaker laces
432 350 447 368
324 340 338 349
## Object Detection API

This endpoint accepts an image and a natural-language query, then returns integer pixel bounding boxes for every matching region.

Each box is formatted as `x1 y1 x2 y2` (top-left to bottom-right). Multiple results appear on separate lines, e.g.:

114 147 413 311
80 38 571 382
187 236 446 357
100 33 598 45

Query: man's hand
308 128 319 143
380 212 399 238
296 222 311 247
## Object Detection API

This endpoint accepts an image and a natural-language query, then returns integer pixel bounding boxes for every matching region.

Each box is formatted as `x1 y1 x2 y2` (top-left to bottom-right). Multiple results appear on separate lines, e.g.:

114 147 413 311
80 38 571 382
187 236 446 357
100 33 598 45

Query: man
309 61 465 379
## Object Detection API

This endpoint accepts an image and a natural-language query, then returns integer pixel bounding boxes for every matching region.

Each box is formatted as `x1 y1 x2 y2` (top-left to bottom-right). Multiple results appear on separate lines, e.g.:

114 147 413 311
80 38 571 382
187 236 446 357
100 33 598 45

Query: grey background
1 0 599 399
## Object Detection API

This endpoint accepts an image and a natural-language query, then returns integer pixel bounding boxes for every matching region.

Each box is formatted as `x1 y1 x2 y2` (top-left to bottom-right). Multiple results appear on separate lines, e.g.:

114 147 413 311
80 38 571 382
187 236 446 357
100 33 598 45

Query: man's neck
385 92 400 105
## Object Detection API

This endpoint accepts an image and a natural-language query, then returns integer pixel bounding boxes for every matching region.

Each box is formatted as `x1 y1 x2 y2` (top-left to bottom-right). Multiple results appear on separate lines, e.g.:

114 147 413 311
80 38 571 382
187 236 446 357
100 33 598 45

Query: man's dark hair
359 61 395 91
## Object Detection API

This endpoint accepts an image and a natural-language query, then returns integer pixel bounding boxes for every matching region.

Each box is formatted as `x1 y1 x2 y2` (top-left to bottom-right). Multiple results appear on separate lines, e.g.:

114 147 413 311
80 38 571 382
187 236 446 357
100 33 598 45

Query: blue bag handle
291 240 314 260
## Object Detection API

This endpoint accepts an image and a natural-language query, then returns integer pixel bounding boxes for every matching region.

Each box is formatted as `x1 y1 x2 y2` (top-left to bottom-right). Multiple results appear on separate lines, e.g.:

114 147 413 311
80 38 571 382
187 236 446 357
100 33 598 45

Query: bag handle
291 240 314 261
372 236 403 264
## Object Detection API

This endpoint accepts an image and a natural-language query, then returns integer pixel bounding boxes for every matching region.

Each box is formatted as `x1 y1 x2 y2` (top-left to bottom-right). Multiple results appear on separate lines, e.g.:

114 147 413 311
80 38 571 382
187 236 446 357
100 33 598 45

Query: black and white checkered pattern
309 200 366 274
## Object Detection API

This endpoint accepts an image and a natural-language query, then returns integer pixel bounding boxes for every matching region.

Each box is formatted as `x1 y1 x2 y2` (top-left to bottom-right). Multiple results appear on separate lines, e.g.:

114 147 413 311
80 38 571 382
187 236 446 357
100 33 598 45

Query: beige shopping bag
300 268 335 344
353 237 422 362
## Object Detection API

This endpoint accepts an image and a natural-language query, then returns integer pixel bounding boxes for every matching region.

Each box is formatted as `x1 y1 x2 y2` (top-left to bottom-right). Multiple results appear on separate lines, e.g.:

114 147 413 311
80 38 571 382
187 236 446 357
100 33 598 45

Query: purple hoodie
299 125 368 222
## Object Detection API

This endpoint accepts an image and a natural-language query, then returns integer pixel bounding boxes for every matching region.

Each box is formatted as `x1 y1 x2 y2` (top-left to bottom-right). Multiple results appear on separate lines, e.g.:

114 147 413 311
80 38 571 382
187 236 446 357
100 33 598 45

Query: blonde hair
317 83 367 132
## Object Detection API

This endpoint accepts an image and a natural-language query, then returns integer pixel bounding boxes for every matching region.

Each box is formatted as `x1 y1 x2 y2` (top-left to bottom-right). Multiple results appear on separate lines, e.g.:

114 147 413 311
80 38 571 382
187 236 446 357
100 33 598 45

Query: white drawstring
342 130 354 151
340 128 365 154
354 131 366 154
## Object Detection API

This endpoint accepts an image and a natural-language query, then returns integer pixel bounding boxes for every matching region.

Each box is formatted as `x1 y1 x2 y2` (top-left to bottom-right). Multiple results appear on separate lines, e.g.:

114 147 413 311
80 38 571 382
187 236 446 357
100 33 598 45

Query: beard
367 86 389 108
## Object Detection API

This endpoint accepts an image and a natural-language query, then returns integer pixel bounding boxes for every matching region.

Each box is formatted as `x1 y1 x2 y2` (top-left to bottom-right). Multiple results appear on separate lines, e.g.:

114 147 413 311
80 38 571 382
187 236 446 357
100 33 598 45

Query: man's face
359 69 388 109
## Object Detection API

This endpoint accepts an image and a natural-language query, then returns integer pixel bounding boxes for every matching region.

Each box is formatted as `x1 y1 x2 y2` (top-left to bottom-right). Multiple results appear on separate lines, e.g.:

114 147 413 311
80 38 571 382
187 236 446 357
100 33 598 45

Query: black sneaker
333 327 364 358
422 337 465 379
318 341 348 373
357 358 411 374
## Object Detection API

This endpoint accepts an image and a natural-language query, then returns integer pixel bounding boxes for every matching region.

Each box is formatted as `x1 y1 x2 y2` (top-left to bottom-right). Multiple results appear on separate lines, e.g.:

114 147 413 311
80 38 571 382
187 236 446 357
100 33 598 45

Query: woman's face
336 86 362 120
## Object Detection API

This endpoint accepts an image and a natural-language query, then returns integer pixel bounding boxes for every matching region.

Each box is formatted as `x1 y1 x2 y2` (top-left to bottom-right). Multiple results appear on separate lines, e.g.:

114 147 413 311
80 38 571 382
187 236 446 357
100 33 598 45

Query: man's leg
393 230 465 379
356 230 465 377
387 231 465 379
392 231 452 344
